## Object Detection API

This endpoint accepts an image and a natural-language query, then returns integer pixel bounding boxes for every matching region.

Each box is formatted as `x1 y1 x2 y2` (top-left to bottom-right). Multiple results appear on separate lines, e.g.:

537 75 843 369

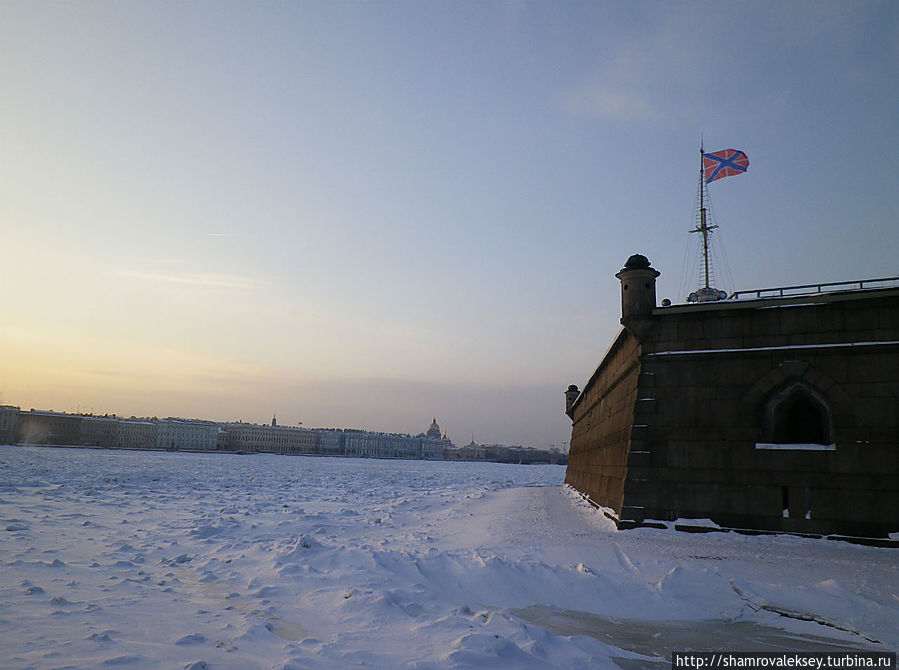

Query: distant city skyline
2 2 897 448
5 401 460 444
4 405 566 465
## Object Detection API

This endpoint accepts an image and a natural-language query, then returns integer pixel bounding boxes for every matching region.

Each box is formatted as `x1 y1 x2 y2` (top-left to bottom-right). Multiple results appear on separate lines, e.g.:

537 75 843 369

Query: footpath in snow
1 446 896 669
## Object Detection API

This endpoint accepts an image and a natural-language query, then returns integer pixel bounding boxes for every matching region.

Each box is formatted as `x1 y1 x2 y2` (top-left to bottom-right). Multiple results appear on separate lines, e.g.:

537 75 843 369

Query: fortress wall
623 291 899 536
564 247 897 537
565 330 643 515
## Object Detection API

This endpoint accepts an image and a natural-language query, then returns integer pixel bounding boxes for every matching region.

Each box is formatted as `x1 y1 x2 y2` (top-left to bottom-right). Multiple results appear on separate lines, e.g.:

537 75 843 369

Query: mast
699 146 708 289
696 143 718 290
687 143 723 302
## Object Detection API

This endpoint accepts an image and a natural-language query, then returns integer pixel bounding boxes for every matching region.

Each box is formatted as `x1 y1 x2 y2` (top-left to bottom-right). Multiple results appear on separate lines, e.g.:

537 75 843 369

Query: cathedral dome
426 418 441 439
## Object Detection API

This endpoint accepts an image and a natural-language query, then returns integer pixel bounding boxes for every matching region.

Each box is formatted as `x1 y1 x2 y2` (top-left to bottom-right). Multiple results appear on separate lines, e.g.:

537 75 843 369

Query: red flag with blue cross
702 148 749 184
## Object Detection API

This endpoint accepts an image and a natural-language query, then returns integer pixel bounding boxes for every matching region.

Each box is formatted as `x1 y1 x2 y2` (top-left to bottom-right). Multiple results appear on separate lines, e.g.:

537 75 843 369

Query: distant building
565 255 899 537
0 405 20 445
422 418 452 459
17 410 82 446
316 429 345 456
80 415 119 448
461 440 487 461
219 422 317 454
117 419 158 450
426 418 442 440
483 444 511 462
344 430 422 459
420 436 447 460
157 419 219 451
339 418 454 460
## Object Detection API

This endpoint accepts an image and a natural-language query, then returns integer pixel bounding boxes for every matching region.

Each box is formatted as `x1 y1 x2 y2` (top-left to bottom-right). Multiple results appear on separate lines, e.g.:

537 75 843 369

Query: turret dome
623 254 651 270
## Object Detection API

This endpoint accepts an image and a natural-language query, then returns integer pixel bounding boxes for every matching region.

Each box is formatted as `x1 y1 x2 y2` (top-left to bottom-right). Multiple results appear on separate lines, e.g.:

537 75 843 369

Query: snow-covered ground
1 446 896 669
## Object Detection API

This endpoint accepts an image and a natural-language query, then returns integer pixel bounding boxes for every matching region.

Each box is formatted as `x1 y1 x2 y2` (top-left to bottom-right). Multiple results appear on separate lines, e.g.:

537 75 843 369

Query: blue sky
1 1 897 448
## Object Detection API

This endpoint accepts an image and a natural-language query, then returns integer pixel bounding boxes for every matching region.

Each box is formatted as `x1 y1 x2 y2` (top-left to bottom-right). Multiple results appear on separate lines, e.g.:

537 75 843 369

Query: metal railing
729 276 899 301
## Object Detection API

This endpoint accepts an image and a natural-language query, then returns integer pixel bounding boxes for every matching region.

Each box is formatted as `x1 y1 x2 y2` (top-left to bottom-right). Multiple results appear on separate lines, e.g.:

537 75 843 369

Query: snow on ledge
755 442 836 451
644 517 722 530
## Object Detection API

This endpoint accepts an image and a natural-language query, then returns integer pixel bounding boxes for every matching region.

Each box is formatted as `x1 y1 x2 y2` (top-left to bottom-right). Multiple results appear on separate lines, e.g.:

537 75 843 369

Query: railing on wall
729 276 899 301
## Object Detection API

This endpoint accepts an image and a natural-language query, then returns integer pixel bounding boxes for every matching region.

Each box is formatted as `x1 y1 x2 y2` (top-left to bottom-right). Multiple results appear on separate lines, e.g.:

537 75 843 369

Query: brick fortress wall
565 255 898 537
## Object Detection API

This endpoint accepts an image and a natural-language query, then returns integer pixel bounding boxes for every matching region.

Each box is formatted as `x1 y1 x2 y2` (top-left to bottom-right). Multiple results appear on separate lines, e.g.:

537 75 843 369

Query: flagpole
699 144 710 290
691 142 718 296
686 145 745 302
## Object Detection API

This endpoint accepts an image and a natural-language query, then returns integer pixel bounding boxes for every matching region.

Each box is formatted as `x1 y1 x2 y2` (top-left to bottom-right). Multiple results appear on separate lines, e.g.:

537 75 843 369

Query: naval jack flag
702 148 749 184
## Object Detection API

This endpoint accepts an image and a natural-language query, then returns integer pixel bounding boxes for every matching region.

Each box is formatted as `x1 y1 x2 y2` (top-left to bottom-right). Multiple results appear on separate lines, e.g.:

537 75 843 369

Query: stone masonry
565 255 899 537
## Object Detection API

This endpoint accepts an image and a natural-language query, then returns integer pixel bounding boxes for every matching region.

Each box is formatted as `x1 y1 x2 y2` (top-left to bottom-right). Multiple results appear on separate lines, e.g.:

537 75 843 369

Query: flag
703 148 749 184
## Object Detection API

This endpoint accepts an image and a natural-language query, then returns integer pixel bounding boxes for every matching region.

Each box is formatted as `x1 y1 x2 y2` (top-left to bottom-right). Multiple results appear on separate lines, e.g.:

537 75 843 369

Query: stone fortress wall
565 255 899 537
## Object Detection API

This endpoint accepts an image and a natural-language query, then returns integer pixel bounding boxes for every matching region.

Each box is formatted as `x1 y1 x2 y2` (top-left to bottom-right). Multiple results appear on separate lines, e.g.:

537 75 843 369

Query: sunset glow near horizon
2 2 897 448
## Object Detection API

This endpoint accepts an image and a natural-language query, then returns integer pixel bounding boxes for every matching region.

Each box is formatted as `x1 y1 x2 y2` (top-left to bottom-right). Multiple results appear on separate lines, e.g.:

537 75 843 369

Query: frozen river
1 446 896 669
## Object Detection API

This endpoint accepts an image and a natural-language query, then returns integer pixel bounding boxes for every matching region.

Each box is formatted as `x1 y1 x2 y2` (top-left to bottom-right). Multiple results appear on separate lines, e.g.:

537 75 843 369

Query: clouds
562 82 658 123
116 270 260 291
555 2 894 126
557 6 712 124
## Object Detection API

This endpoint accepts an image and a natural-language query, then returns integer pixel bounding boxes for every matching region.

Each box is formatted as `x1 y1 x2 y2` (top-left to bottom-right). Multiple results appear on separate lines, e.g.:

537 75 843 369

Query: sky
1 1 897 449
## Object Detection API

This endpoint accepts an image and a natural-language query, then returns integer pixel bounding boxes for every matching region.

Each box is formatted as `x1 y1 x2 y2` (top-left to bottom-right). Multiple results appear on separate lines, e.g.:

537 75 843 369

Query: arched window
762 382 832 446
771 389 829 444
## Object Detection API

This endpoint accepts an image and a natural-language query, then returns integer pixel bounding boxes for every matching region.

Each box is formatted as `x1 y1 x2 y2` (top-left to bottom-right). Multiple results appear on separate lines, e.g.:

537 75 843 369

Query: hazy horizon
2 1 897 448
